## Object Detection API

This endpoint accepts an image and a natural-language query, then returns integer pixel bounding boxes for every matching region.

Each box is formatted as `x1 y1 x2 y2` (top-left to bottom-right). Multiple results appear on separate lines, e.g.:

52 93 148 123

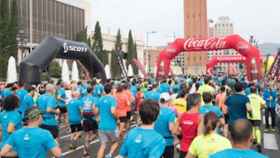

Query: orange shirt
123 89 133 111
216 92 227 113
115 92 130 117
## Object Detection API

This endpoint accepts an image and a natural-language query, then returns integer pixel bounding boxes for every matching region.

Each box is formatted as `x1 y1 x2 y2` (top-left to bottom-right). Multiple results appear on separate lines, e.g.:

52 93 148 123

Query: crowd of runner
0 75 279 158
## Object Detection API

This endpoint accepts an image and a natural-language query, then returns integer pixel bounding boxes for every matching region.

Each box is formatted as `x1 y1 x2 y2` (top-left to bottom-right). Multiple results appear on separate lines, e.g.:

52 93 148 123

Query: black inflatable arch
19 36 106 84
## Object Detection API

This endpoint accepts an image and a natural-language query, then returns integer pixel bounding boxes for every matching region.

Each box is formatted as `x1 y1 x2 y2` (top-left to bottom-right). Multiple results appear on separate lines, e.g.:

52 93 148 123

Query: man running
96 84 119 158
247 86 266 152
210 119 268 158
0 107 61 158
116 100 166 158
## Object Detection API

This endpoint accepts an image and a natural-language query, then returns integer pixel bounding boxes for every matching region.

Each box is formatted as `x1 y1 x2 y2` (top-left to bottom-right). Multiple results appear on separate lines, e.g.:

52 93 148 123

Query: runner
144 84 160 102
39 84 60 142
96 84 119 158
198 77 215 95
67 91 83 149
176 93 202 158
225 82 251 124
20 85 36 116
155 93 177 158
0 95 22 157
115 84 130 138
263 84 278 132
210 119 268 158
247 86 266 152
186 112 232 158
172 89 188 116
56 81 67 124
0 107 61 158
81 87 98 157
116 100 166 158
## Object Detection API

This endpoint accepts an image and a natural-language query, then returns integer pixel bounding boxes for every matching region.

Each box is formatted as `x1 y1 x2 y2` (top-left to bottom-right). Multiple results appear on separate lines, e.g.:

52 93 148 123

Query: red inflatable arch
206 55 246 74
156 34 263 80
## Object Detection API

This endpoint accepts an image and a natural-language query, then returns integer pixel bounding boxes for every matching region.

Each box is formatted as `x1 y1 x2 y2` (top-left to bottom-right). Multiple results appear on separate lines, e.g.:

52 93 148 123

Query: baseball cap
24 107 42 121
160 92 171 102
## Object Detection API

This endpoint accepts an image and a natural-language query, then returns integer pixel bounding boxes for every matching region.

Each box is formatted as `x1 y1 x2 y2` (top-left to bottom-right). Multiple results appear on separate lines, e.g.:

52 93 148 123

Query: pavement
52 120 280 158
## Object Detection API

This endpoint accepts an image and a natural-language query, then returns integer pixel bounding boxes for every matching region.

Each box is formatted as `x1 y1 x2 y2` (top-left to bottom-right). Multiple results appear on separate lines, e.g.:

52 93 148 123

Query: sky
90 0 280 46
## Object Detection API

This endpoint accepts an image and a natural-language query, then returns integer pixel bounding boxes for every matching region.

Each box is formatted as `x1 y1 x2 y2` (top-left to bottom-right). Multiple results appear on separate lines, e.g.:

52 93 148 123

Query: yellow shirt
198 84 215 95
247 93 266 120
189 133 232 158
172 98 187 114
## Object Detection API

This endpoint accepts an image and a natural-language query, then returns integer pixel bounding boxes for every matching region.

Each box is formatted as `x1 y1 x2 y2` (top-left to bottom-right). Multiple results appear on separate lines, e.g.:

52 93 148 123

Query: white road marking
264 133 279 150
55 139 100 157
60 133 71 140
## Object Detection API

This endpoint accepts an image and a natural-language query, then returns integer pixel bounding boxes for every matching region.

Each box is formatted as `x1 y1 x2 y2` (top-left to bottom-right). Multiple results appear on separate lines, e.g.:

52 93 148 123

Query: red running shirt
179 112 201 152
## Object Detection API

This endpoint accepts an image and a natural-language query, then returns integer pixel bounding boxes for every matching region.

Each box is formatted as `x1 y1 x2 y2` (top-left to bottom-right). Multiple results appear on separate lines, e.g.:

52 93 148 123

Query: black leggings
179 151 187 158
162 145 174 158
265 107 276 128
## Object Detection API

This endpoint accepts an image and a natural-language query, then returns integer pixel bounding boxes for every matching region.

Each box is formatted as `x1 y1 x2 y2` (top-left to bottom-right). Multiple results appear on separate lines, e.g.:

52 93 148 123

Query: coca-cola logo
63 42 88 53
183 37 227 50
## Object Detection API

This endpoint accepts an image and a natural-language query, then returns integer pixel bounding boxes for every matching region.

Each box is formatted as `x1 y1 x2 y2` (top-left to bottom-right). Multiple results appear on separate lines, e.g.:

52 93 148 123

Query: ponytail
203 112 218 135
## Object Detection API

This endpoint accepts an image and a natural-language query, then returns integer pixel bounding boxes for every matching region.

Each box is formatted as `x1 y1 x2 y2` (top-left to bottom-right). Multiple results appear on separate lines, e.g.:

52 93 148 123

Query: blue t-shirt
19 94 34 115
96 95 117 131
130 85 138 97
67 99 83 125
210 148 268 158
16 89 28 108
7 127 57 158
93 84 104 97
154 106 176 146
119 127 166 158
81 95 97 113
78 85 87 97
144 91 160 102
57 88 66 107
40 94 58 126
0 111 22 148
225 93 249 124
2 88 12 98
37 93 48 113
263 88 278 108
199 104 223 118
158 83 170 93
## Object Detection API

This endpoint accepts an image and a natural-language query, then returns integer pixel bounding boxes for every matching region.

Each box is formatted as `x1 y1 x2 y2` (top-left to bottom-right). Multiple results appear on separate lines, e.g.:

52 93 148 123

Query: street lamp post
146 31 157 74
29 0 33 52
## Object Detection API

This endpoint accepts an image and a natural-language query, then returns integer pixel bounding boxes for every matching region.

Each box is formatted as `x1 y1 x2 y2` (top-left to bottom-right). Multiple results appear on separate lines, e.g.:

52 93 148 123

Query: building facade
184 0 208 75
208 16 240 73
16 0 86 63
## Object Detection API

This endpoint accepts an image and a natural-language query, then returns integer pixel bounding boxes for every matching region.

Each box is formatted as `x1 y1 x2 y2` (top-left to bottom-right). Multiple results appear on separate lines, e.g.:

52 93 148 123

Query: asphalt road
50 122 280 158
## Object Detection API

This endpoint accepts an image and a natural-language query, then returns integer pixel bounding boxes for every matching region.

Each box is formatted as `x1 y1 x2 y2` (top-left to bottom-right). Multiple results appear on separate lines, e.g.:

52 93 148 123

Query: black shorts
127 111 132 120
119 116 129 123
70 123 83 133
83 119 98 132
40 124 59 139
59 106 67 114
224 114 229 124
249 120 261 127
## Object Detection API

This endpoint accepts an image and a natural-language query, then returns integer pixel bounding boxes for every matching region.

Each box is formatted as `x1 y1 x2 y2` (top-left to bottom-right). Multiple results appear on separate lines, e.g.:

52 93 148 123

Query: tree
76 27 91 47
0 0 18 79
111 29 122 79
126 30 139 74
133 42 139 74
126 30 134 65
92 21 108 65
48 61 61 78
